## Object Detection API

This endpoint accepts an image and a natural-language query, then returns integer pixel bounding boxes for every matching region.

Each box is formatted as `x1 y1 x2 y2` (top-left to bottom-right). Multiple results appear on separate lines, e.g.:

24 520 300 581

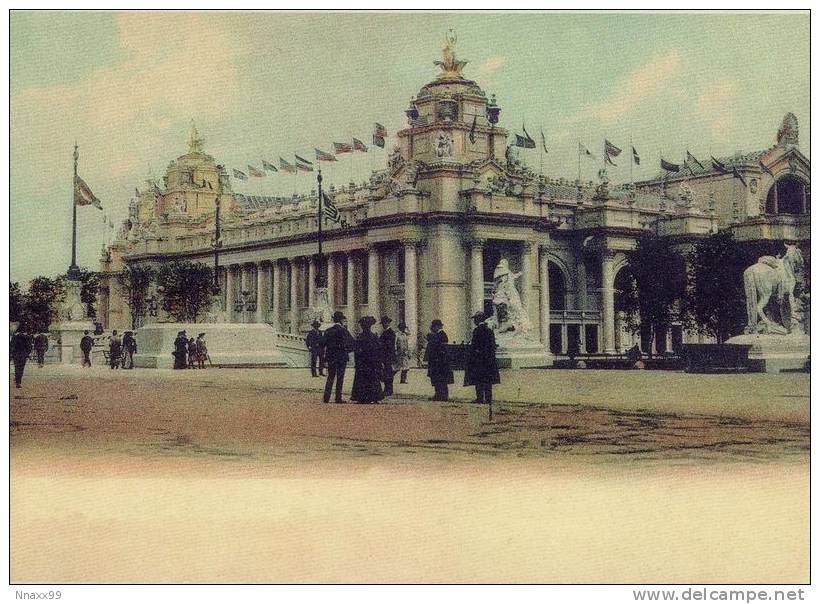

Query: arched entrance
766 175 810 215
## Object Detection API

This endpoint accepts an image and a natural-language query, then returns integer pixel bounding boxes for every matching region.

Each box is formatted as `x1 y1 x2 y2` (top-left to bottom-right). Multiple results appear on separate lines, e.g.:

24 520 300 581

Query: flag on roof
353 138 368 152
605 140 622 157
686 150 705 171
660 158 680 173
372 133 385 148
295 155 314 172
759 160 775 177
732 167 747 187
262 160 278 172
322 191 342 224
374 123 387 137
579 143 594 158
469 114 477 145
315 148 338 162
74 175 103 210
632 146 640 166
248 165 265 178
711 156 729 174
232 169 248 181
540 129 548 154
279 158 297 173
334 142 354 154
514 124 536 148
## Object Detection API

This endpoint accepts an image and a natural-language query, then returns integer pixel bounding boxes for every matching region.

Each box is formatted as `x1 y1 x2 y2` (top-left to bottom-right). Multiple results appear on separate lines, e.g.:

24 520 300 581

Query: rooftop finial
434 29 468 79
188 119 204 154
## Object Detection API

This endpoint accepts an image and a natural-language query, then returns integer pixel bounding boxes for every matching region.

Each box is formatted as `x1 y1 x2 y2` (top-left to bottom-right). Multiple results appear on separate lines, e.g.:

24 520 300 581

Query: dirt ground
9 366 810 583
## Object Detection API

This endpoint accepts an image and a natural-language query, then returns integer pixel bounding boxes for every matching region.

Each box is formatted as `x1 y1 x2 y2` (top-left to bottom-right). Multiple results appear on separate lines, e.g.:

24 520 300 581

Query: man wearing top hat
378 316 398 396
321 311 352 403
305 319 324 377
464 311 500 404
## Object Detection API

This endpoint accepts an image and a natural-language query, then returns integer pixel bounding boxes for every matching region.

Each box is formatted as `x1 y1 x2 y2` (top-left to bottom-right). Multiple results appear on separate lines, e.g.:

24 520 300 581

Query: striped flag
74 175 103 210
353 138 368 152
294 155 314 172
322 191 341 223
315 148 337 162
248 165 265 178
686 150 705 171
334 142 354 154
373 123 387 148
262 160 278 172
279 158 297 173
232 169 248 181
604 139 622 166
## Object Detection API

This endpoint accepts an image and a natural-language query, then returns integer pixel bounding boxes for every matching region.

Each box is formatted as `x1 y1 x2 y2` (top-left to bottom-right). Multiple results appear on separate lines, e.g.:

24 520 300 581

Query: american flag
333 142 354 154
353 138 368 152
315 148 337 162
279 158 297 173
322 191 341 223
373 123 387 137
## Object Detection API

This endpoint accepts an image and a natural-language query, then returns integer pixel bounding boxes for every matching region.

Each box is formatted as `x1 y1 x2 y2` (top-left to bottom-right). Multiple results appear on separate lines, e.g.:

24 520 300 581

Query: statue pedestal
725 332 810 373
494 331 552 369
50 321 95 364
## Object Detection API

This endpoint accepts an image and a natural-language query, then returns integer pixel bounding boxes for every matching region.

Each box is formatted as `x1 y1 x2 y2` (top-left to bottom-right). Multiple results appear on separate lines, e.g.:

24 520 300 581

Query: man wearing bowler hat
378 316 398 396
321 311 352 403
464 311 500 405
305 319 324 377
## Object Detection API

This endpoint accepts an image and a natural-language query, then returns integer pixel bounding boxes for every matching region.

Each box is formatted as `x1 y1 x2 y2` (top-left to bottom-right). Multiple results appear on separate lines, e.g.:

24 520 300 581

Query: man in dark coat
464 311 500 404
80 330 94 367
108 330 123 369
173 330 188 369
426 319 453 401
10 326 33 389
378 316 398 396
305 320 324 377
351 316 384 404
321 311 352 403
33 332 49 367
122 331 137 369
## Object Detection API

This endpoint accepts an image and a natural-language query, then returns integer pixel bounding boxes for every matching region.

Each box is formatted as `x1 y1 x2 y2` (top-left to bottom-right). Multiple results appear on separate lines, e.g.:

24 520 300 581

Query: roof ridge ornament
434 29 468 79
776 112 798 147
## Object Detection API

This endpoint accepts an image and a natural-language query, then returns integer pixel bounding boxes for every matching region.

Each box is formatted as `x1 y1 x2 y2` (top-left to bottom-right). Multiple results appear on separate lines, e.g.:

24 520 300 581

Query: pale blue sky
10 11 809 283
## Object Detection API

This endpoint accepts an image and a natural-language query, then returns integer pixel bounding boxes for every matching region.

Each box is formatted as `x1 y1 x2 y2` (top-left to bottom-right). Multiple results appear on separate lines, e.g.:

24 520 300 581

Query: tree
624 237 687 350
10 281 24 324
119 264 155 328
22 277 65 333
77 269 100 320
156 262 214 322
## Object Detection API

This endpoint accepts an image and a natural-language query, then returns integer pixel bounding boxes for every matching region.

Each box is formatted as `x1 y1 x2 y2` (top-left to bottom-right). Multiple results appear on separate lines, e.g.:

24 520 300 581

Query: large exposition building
97 39 810 363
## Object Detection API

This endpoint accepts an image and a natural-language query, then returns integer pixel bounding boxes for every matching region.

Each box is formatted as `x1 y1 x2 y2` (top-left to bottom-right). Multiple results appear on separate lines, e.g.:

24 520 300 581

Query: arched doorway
547 261 567 354
766 175 810 215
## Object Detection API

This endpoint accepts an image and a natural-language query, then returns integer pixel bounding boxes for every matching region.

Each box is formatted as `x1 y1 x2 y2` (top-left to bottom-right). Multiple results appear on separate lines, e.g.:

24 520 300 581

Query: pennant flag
540 129 548 154
632 146 640 165
353 138 368 152
660 158 680 173
262 159 278 172
248 165 265 178
579 143 594 158
711 156 729 174
469 114 477 144
134 187 140 197
74 175 103 210
322 191 342 223
333 142 354 154
605 140 622 158
295 155 314 172
732 167 747 187
686 150 705 171
315 148 338 162
279 157 297 173
759 160 775 177
232 169 248 181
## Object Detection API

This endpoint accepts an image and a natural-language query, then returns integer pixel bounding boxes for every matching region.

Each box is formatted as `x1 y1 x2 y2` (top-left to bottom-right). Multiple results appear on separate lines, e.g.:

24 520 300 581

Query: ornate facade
98 38 810 362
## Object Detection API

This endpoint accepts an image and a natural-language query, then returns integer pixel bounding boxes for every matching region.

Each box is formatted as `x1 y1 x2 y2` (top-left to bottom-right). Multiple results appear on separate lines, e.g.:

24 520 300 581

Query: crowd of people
307 310 500 405
172 331 209 369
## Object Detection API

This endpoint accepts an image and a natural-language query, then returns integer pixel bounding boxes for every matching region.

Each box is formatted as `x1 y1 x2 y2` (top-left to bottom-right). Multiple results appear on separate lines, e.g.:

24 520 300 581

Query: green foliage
156 262 214 322
77 269 100 320
10 282 24 323
685 232 758 342
119 264 155 327
624 237 687 344
21 276 66 333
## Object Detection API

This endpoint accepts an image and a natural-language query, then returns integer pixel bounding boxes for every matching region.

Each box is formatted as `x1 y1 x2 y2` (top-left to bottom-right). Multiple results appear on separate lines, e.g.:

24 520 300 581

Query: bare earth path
10 366 809 583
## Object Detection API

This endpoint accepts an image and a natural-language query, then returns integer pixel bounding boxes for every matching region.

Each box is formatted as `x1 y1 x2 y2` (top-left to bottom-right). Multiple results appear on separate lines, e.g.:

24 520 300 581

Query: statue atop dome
188 120 205 154
434 29 468 79
776 112 799 147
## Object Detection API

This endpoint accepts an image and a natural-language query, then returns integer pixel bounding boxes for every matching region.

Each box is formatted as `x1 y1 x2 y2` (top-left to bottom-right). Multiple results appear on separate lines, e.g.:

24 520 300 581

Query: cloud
474 56 505 88
572 50 683 123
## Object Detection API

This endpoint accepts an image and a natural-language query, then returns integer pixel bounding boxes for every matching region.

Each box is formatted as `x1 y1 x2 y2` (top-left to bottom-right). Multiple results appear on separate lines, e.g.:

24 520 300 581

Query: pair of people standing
352 315 412 403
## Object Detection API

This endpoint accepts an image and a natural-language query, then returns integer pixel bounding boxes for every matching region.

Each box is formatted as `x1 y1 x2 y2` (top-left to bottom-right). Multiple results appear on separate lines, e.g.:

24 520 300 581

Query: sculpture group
743 243 804 335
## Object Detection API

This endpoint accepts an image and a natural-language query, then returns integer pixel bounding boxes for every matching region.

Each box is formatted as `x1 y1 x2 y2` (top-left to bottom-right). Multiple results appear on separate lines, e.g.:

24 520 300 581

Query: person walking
10 326 33 389
351 316 384 404
396 322 412 384
464 311 500 405
122 331 137 369
80 330 94 367
173 330 188 369
305 320 324 377
426 319 453 401
196 333 208 369
378 316 398 396
108 330 123 369
187 337 197 369
33 332 49 367
321 311 352 404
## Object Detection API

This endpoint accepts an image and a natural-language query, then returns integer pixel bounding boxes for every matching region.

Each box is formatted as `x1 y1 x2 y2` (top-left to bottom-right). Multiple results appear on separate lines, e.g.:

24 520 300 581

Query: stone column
308 256 317 308
601 252 616 353
576 257 587 311
404 240 419 355
367 245 380 319
270 261 280 332
326 254 335 310
346 252 356 324
539 247 551 348
520 241 534 313
256 262 268 323
289 259 299 334
225 265 235 323
468 238 484 315
560 324 568 354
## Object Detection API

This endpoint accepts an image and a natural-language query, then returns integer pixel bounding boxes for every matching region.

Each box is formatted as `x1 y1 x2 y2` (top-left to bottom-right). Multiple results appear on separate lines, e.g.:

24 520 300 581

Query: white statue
743 243 804 335
487 258 532 335
435 131 453 158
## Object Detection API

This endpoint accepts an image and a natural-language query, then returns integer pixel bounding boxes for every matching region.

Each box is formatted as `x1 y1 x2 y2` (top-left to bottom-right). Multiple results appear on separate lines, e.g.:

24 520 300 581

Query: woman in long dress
351 316 384 404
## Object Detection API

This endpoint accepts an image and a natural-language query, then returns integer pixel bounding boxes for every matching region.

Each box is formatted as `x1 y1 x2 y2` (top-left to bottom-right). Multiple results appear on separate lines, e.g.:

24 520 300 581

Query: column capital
521 240 536 254
466 236 486 249
400 237 421 247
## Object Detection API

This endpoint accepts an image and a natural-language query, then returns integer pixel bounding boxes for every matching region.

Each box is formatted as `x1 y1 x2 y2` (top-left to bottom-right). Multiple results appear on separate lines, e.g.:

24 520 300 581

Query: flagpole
68 142 80 280
317 169 324 288
630 135 634 188
577 141 582 201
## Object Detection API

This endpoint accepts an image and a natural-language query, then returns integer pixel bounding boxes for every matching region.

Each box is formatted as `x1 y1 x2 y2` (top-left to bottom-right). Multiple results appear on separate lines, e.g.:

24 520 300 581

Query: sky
10 11 809 284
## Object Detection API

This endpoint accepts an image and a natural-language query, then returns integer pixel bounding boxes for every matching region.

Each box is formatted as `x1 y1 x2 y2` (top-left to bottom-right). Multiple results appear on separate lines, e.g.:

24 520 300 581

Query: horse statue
743 243 804 335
